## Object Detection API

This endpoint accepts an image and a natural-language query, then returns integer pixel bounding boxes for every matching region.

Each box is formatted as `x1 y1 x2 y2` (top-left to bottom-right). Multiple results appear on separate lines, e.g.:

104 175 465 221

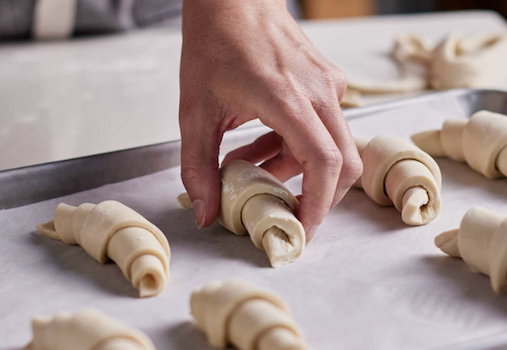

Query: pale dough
354 135 442 226
178 160 305 268
347 33 507 105
33 0 77 40
435 206 507 293
340 89 363 109
411 110 507 179
190 280 308 350
36 200 170 298
24 308 156 350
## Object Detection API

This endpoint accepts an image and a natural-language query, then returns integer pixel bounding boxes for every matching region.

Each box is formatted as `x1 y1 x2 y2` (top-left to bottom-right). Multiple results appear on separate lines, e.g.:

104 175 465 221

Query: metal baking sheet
2 88 507 350
2 88 507 210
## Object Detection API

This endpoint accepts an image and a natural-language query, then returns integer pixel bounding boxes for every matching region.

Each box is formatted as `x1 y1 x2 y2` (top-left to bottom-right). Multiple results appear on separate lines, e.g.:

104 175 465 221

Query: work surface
3 92 507 350
1 11 507 171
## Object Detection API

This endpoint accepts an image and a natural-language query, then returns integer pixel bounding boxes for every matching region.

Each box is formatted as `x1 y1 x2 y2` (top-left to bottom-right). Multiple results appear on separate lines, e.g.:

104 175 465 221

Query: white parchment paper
2 101 507 350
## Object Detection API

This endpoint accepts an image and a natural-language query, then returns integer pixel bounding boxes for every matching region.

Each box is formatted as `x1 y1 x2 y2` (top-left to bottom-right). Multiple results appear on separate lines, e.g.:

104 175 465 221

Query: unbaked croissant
25 308 156 350
347 33 507 101
354 135 442 226
36 200 170 298
412 110 507 180
178 160 305 268
435 206 507 293
190 280 308 350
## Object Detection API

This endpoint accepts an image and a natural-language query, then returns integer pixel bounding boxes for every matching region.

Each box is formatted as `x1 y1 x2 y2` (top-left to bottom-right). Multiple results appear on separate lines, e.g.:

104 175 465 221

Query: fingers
312 64 362 207
180 107 223 229
316 102 363 208
222 131 282 166
330 65 348 102
260 144 302 182
265 99 342 243
259 66 358 243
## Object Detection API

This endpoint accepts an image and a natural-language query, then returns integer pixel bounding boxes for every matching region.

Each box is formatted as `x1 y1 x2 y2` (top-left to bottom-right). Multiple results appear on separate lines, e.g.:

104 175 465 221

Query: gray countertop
1 10 506 172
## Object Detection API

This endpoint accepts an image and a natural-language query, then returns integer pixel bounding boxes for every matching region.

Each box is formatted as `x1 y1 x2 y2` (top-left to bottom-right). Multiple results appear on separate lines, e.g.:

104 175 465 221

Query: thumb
180 111 222 229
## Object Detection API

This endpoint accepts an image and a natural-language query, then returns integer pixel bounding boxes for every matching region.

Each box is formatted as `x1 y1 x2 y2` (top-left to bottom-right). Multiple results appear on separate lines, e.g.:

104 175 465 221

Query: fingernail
193 200 206 229
306 225 319 243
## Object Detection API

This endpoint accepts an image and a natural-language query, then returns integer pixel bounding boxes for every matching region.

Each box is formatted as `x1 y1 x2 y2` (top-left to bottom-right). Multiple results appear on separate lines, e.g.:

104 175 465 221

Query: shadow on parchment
28 231 138 298
26 202 270 299
435 158 507 201
332 156 507 235
1 324 219 350
162 321 216 350
146 206 272 269
333 188 409 233
420 255 507 319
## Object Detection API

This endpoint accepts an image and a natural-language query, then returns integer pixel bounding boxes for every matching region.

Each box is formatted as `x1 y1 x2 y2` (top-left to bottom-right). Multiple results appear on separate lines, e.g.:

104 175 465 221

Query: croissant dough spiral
190 280 308 350
36 200 170 297
178 160 305 267
412 110 507 180
25 309 156 350
435 207 507 293
354 135 442 226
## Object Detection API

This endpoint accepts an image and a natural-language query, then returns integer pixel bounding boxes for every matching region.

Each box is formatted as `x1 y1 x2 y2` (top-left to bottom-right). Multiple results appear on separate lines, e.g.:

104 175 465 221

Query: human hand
179 0 362 242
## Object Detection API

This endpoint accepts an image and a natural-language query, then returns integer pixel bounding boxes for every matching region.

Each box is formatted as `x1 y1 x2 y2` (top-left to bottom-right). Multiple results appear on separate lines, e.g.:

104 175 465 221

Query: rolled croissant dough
178 160 305 268
24 309 156 350
36 200 170 298
412 110 507 180
348 33 507 101
190 280 308 350
355 134 442 226
435 206 507 294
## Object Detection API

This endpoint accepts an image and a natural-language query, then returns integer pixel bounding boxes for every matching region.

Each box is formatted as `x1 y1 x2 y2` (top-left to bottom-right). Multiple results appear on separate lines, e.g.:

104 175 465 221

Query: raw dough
36 200 170 298
24 308 156 350
412 110 507 179
190 280 308 350
33 0 77 40
435 206 507 293
340 89 362 108
354 135 442 226
178 160 305 268
347 33 507 105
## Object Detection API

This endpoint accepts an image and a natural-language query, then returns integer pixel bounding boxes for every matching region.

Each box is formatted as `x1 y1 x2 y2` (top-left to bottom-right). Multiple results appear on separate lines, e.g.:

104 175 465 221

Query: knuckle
332 68 348 99
345 155 364 181
315 148 343 168
180 166 201 186
313 65 348 104
320 66 336 87
333 68 348 88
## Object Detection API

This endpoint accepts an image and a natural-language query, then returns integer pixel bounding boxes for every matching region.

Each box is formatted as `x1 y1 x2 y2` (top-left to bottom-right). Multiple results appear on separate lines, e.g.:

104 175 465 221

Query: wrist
182 0 287 30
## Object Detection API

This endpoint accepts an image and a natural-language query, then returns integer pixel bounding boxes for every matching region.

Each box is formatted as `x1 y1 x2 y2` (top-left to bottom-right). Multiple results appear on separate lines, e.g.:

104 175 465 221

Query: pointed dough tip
435 229 461 257
36 221 60 240
32 314 51 326
411 129 446 157
177 193 193 210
